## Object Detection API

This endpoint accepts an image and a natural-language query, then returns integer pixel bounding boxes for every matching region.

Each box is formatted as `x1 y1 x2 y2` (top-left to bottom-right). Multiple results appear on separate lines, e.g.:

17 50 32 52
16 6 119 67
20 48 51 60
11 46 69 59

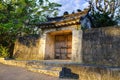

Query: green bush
92 12 117 28
0 45 9 58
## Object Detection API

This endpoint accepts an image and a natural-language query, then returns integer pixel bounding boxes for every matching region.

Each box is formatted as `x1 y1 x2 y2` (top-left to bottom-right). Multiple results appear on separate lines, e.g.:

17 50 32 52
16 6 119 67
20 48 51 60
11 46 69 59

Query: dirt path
0 63 59 80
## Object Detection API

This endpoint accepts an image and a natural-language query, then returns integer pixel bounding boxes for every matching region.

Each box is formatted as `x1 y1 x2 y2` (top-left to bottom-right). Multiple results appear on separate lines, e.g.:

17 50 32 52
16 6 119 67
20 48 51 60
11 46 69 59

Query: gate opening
55 34 72 59
45 30 72 60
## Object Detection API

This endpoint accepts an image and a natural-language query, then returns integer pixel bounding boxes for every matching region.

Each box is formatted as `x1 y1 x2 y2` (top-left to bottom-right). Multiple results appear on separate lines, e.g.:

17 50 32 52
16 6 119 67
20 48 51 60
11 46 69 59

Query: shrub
92 12 117 28
0 45 9 58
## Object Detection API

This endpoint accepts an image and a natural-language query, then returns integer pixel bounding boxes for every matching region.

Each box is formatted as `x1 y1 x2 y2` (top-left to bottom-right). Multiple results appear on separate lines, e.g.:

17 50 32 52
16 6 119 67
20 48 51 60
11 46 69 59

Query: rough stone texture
68 64 120 80
13 26 120 66
41 25 83 61
82 26 120 66
13 35 45 60
13 24 83 61
45 33 55 59
0 59 120 80
72 29 82 62
42 27 74 60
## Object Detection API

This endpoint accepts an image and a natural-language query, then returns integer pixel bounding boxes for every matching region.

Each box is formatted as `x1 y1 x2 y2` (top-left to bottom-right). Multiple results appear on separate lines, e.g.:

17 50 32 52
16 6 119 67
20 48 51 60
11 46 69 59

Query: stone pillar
38 33 46 60
45 34 55 59
72 30 83 62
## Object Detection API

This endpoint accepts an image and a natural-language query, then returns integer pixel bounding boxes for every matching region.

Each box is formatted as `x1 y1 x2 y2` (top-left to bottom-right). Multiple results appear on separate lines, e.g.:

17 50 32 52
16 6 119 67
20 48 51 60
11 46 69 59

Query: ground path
0 63 59 80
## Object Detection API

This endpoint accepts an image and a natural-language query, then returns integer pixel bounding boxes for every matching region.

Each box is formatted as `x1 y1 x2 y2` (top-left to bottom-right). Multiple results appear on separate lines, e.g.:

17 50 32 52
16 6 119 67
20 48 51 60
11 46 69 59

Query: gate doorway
55 34 72 59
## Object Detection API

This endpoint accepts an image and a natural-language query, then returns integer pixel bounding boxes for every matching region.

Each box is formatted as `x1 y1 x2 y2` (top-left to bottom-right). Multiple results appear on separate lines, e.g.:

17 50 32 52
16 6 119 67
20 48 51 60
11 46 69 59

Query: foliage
85 0 120 27
92 12 117 28
0 45 9 58
0 0 61 58
86 0 120 17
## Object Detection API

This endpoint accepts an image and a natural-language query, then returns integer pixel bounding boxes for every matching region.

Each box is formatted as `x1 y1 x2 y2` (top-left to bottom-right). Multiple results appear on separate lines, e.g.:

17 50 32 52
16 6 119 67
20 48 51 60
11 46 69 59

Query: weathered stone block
82 26 120 66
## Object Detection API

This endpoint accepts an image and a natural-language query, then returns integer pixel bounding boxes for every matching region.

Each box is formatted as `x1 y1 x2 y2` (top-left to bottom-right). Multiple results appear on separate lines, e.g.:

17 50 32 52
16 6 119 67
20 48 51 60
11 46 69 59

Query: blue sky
50 0 89 15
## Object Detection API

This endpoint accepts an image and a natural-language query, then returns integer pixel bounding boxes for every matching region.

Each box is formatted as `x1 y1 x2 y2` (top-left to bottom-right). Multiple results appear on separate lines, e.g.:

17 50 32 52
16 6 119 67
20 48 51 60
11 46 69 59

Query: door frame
54 34 72 60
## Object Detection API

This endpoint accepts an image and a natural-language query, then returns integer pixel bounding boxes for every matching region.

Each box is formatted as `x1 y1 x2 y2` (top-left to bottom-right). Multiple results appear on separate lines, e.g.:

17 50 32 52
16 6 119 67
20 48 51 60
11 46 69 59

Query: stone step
27 62 62 77
28 67 60 77
27 64 62 71
26 60 79 78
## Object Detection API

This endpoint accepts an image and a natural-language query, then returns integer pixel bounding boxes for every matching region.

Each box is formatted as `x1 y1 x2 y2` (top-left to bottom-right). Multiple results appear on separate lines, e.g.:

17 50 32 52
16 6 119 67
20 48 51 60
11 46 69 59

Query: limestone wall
82 26 120 66
13 25 82 60
42 25 83 61
0 58 120 80
68 65 120 80
13 35 44 60
72 30 83 62
45 34 55 59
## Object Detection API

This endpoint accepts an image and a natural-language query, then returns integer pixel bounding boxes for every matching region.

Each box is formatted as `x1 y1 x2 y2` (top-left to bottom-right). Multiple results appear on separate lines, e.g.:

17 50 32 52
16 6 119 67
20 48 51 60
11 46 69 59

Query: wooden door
55 34 72 59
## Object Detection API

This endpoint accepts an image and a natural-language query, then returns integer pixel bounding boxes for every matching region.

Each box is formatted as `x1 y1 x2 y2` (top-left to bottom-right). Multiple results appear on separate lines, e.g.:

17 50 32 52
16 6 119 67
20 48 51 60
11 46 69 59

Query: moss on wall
13 34 44 60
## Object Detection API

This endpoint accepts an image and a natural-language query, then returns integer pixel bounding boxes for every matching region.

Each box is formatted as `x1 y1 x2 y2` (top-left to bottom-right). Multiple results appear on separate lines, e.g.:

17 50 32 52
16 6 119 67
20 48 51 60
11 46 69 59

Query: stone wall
13 35 44 60
68 64 120 80
42 25 83 61
0 58 120 80
45 33 55 59
72 29 83 62
82 26 120 66
13 25 83 61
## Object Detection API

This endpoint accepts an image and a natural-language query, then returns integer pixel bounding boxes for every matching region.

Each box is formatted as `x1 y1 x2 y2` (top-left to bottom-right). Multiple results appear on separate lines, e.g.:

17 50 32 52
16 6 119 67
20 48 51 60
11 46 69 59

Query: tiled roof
32 10 88 28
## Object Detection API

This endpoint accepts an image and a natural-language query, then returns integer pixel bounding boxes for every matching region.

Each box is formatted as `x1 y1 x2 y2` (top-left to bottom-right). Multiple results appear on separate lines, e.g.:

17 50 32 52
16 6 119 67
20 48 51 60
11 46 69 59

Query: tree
85 0 120 27
0 0 61 58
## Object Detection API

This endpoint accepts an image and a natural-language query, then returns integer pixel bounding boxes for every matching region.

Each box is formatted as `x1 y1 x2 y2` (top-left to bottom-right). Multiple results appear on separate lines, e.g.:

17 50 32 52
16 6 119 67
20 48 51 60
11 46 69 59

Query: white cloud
49 0 89 15
81 2 89 10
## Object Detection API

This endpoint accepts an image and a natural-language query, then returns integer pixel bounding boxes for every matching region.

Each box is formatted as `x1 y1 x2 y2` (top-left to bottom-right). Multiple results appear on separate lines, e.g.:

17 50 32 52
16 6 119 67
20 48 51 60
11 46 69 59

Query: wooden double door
55 34 72 59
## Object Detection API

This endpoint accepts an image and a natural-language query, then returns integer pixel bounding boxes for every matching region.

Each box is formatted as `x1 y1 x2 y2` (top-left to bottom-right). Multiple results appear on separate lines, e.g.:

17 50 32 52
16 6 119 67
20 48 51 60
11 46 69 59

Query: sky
50 0 89 15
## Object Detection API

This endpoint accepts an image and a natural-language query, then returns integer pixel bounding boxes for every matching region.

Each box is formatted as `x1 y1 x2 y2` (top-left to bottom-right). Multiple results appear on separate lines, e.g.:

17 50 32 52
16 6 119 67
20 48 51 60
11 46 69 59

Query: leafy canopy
86 0 120 27
0 0 61 57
